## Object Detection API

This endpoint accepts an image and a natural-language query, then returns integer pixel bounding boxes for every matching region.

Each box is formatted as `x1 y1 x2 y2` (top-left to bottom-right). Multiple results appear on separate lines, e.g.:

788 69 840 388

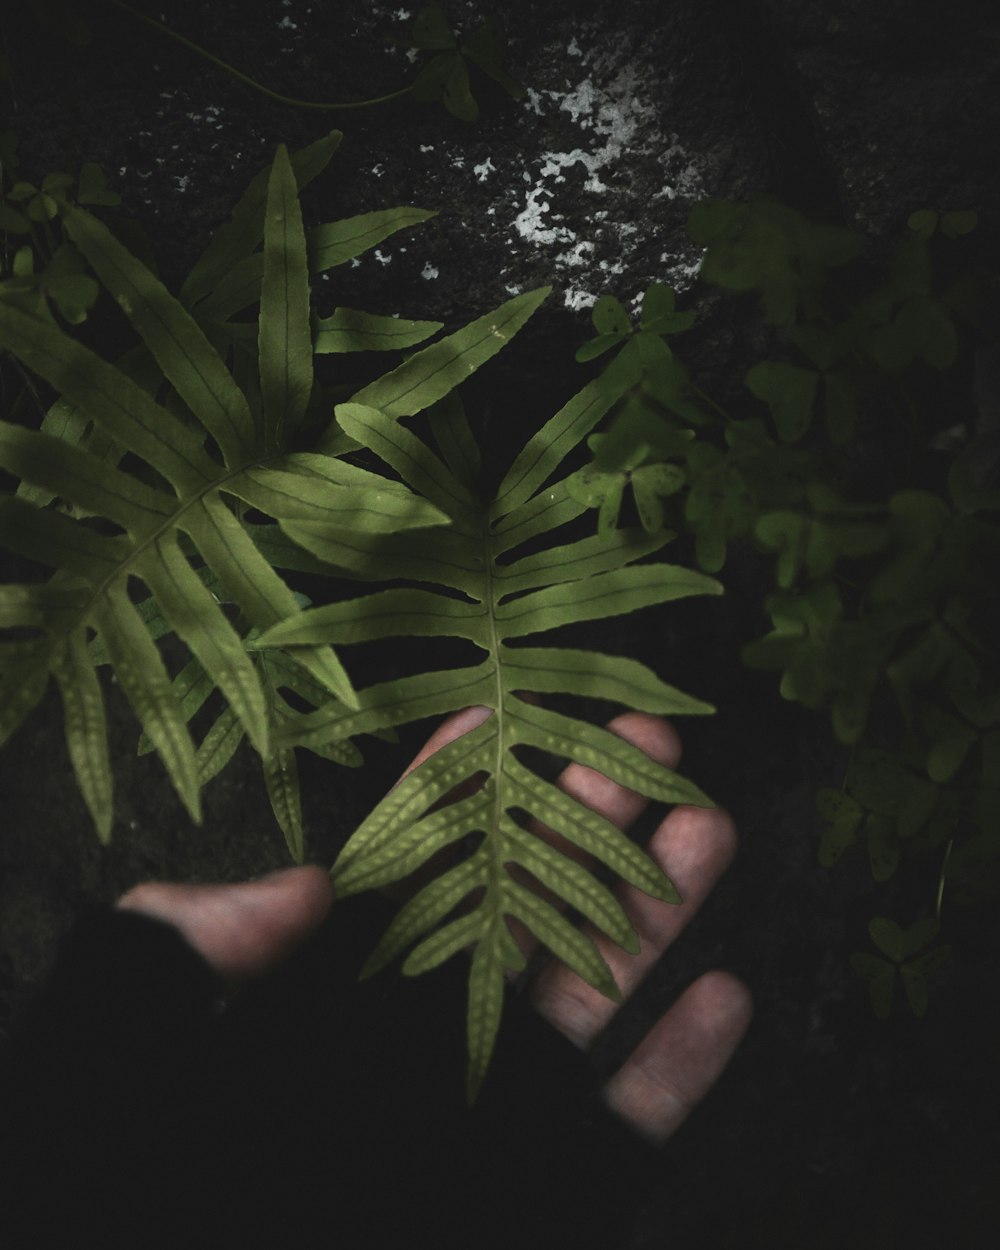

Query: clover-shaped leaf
868 491 952 605
568 435 685 536
852 917 950 1019
899 947 951 1016
639 282 696 335
593 293 630 336
402 5 523 122
683 444 754 571
462 16 526 100
940 209 977 238
753 491 890 593
576 294 631 363
2 241 99 325
407 2 456 48
8 179 63 223
868 295 959 372
746 361 818 443
639 351 705 428
577 285 695 365
907 208 940 241
863 232 961 372
869 916 940 963
907 207 978 240
688 196 861 327
411 50 477 120
816 788 863 867
754 510 808 587
761 323 861 445
920 702 979 784
76 162 121 207
746 548 891 738
632 461 686 533
846 747 939 842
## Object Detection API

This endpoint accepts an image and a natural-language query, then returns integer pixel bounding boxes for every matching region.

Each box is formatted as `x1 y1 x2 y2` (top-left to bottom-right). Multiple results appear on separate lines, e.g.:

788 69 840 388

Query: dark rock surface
1 2 998 1246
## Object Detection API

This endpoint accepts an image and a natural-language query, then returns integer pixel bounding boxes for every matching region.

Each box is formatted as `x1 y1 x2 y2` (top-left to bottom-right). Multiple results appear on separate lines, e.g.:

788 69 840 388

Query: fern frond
0 142 458 842
260 374 721 1102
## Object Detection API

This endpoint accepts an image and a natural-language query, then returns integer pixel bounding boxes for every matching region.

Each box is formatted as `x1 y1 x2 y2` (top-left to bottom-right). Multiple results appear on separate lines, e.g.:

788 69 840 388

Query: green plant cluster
0 134 719 1102
0 57 123 330
2 0 994 1096
570 196 998 1015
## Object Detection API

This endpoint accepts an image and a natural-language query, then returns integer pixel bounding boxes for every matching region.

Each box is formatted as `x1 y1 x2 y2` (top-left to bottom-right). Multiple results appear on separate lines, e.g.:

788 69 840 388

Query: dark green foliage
0 136 717 1101
0 133 451 848
574 198 998 1019
256 363 719 1099
397 4 526 122
850 918 951 1020
0 165 122 325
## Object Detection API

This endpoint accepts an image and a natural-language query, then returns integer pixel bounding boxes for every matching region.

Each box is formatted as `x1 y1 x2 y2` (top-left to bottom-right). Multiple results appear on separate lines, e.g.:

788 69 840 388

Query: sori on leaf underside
0 132 722 1102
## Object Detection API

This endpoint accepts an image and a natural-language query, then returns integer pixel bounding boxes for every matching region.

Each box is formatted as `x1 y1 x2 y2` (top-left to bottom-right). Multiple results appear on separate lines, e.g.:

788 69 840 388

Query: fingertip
696 968 755 1037
600 969 754 1145
658 803 740 875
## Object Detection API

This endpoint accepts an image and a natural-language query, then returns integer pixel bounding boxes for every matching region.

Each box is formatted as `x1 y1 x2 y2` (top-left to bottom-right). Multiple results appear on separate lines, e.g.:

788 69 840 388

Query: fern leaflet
258 347 722 1102
0 140 462 843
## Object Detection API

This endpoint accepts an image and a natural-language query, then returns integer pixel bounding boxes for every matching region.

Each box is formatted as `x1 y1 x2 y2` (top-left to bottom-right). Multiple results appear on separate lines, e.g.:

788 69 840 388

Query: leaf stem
935 835 953 920
105 0 414 112
689 382 733 424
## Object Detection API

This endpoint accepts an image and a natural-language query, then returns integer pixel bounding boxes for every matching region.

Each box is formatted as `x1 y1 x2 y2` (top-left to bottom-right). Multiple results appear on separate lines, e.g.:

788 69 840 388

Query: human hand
117 709 752 1145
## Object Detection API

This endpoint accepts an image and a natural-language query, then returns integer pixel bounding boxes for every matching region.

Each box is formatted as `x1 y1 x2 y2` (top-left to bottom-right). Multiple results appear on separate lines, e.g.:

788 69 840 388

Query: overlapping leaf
258 348 722 1102
0 139 456 843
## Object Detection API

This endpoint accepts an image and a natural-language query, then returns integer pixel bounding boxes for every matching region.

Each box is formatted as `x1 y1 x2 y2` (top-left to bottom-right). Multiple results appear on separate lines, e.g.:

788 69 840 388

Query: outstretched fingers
380 706 753 1145
527 802 740 1047
601 970 754 1144
501 711 683 967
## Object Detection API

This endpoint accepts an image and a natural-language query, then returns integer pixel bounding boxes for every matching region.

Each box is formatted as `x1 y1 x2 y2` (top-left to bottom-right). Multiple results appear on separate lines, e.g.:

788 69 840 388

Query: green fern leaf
197 704 244 785
314 308 443 354
259 144 312 450
50 627 113 843
260 379 720 1102
0 144 459 840
349 288 551 420
180 130 342 307
93 584 201 823
61 205 256 467
195 206 438 324
262 742 304 864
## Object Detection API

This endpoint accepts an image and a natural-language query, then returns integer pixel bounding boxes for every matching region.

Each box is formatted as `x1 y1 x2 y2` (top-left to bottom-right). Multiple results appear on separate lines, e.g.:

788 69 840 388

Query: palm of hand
119 709 752 1144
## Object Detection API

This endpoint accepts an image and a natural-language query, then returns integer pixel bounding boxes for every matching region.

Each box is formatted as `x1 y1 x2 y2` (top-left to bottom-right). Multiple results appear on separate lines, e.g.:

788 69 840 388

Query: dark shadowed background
1 2 998 1246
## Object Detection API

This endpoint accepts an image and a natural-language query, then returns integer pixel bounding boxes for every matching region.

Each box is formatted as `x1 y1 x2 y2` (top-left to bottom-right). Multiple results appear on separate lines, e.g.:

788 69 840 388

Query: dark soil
1 2 998 1247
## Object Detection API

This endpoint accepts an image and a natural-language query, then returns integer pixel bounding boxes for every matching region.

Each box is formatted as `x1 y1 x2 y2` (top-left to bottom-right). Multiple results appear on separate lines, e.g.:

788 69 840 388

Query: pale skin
118 709 753 1145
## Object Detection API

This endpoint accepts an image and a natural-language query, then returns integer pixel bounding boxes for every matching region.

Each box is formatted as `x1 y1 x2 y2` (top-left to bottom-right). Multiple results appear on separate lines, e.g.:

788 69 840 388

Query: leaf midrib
484 516 506 926
48 444 297 653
